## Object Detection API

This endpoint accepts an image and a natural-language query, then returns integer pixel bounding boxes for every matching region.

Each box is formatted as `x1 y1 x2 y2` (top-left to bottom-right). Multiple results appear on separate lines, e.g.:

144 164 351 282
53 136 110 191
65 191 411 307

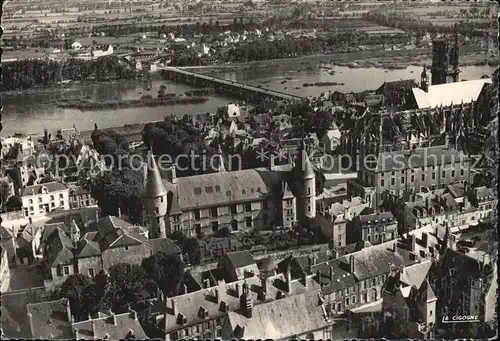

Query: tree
0 180 11 207
56 274 98 322
108 263 157 314
185 237 201 265
141 252 184 297
5 195 22 212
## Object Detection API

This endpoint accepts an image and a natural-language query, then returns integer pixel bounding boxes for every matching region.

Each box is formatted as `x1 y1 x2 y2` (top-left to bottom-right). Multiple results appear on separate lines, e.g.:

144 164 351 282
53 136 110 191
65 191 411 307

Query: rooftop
411 79 492 109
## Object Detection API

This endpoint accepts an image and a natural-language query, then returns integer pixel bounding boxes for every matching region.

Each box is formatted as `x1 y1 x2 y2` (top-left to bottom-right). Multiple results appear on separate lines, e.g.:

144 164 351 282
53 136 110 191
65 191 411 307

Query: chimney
112 312 117 326
95 209 99 222
130 310 138 321
392 242 397 252
170 165 177 184
28 216 32 225
421 232 428 248
183 284 188 294
269 153 275 170
316 270 321 284
286 266 292 294
117 207 122 218
410 234 416 252
171 298 176 316
302 271 308 288
235 283 241 298
27 312 35 338
349 255 355 274
329 266 334 282
65 299 72 323
214 288 220 303
91 318 96 337
331 249 338 259
74 328 79 339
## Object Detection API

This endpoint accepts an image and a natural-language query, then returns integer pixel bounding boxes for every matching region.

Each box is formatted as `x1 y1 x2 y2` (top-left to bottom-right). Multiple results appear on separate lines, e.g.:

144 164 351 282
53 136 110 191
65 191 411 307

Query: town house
21 182 70 218
348 211 398 245
349 146 472 208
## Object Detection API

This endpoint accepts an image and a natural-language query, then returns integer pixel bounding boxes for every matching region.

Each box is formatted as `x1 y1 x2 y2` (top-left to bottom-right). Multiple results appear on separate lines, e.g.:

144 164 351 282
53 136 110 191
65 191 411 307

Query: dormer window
176 313 187 325
41 187 48 194
198 307 209 319
219 301 228 312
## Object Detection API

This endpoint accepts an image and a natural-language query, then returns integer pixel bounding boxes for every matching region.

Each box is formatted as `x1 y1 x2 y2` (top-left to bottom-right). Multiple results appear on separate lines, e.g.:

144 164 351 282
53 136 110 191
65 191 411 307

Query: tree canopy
141 252 185 298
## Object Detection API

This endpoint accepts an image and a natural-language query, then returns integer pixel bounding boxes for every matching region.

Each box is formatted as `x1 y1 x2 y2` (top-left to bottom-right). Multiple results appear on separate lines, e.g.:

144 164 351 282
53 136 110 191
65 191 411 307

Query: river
1 64 495 136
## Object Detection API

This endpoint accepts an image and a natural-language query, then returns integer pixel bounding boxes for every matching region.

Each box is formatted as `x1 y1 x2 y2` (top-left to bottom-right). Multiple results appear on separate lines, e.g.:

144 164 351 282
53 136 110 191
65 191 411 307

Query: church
142 141 317 239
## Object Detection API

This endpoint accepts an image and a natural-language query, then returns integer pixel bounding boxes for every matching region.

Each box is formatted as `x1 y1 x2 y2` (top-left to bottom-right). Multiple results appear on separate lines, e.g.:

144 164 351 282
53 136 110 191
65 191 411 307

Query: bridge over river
160 66 304 103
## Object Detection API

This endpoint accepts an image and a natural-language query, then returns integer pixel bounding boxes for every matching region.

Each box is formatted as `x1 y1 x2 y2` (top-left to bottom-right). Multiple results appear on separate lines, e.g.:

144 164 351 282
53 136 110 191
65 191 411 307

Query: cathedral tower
144 150 168 239
293 140 316 225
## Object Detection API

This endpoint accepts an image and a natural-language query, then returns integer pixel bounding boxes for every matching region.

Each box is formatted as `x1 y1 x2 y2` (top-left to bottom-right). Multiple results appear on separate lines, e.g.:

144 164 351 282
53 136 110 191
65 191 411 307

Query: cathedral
142 141 317 239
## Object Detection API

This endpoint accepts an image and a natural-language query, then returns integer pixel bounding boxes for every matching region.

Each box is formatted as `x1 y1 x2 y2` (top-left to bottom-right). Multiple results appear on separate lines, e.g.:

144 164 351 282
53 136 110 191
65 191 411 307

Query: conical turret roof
145 151 167 198
293 140 315 178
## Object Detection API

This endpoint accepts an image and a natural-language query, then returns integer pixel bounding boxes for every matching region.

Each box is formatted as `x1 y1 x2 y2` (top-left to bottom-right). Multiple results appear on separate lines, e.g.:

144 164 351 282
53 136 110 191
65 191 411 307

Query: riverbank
56 96 208 111
185 46 493 74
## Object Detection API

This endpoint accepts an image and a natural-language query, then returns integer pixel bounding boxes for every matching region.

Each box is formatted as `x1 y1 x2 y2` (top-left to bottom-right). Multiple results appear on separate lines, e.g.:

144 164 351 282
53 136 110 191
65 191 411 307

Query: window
380 179 385 187
216 318 222 326
345 297 350 306
194 210 201 219
88 268 95 277
307 205 311 212
29 199 33 204
432 172 436 180
231 204 237 214
442 170 446 178
401 176 405 184
337 303 341 312
50 195 54 201
155 207 159 214
63 266 70 275
391 178 395 186
421 173 425 181
231 220 238 231
352 296 356 304
160 196 164 203
263 213 269 225
156 217 160 224
245 203 252 212
411 175 415 183
216 330 222 338
460 169 464 176
371 278 376 286
184 329 189 337
245 217 252 227
451 170 455 177
59 193 64 199
430 310 433 316
60 201 64 207
307 187 311 195
211 221 219 232
210 207 218 218
363 292 368 303
38 197 42 203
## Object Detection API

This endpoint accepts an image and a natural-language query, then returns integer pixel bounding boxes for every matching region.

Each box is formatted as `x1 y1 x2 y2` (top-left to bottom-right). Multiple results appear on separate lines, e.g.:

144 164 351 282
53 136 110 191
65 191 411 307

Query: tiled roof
227 290 329 340
149 237 182 256
0 225 14 240
411 79 492 109
76 232 101 258
375 146 469 172
71 311 147 340
21 182 68 196
311 259 356 294
26 298 72 339
45 227 74 267
338 240 408 281
172 169 281 210
358 211 395 224
399 260 432 289
224 251 256 269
